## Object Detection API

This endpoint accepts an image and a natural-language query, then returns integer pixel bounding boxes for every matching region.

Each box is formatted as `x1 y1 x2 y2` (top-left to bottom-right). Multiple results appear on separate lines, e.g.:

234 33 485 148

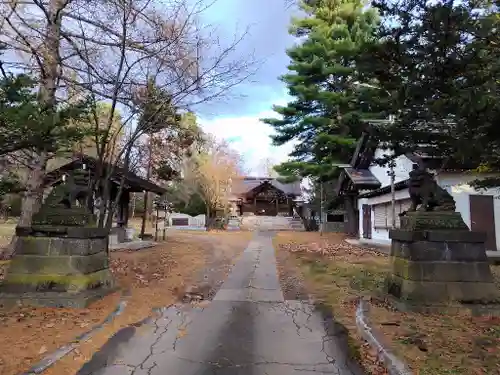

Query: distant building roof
231 177 301 197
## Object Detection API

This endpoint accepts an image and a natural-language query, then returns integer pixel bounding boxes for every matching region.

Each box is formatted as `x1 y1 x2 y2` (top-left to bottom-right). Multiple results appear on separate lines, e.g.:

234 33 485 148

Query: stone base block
390 258 495 283
385 274 500 304
0 286 117 309
398 211 469 231
16 225 108 238
8 251 109 275
389 236 488 261
0 268 114 294
387 227 500 305
125 227 135 241
14 232 108 256
0 227 115 309
32 207 96 227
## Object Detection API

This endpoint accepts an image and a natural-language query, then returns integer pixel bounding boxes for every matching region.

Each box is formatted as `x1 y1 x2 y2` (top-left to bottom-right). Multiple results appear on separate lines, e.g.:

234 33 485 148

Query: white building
337 133 500 251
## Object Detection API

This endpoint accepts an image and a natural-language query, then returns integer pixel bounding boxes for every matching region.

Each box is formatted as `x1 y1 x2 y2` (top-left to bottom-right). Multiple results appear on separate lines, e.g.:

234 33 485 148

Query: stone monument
386 164 499 310
0 170 115 308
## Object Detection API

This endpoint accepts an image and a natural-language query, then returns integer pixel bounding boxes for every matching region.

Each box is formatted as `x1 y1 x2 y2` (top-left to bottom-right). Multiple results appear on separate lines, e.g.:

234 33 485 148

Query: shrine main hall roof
230 177 301 197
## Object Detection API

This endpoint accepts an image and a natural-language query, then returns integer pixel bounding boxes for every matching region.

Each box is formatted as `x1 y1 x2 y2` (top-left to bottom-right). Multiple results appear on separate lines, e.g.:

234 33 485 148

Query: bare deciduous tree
0 0 74 226
0 0 256 230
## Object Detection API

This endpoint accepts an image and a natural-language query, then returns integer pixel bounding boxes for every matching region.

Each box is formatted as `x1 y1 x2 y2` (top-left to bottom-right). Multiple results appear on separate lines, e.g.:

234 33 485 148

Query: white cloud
199 104 296 175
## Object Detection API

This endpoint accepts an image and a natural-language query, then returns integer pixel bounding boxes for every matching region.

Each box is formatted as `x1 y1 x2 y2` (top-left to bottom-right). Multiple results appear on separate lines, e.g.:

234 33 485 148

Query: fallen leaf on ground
274 231 500 375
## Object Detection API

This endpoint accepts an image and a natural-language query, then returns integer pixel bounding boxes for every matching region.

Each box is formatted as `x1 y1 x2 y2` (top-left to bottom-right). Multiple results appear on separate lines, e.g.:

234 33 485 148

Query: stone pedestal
0 225 115 308
0 177 116 308
387 211 499 308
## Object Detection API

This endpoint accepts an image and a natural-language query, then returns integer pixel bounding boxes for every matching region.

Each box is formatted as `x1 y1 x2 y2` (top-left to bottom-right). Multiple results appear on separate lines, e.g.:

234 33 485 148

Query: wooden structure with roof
229 177 302 216
44 155 166 233
333 131 382 235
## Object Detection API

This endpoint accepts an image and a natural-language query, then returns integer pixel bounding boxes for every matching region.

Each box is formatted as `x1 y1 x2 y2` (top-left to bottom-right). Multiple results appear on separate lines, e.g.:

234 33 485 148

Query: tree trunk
131 193 136 218
140 137 153 237
19 0 62 226
148 196 154 227
105 189 116 230
18 153 48 227
1 0 63 259
97 181 111 228
205 206 211 230
140 191 149 237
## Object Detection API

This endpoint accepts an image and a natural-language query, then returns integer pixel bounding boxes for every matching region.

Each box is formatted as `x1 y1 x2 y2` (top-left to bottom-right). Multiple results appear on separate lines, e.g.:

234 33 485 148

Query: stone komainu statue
60 171 89 208
33 170 94 227
45 170 89 209
407 164 456 212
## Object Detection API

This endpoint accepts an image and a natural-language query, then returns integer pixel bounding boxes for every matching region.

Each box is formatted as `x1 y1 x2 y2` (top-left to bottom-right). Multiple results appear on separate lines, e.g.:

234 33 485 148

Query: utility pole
388 114 396 229
388 159 396 228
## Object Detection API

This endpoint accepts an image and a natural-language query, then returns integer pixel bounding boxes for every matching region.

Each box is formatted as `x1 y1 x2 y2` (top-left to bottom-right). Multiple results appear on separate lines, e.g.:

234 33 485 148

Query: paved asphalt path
77 232 365 375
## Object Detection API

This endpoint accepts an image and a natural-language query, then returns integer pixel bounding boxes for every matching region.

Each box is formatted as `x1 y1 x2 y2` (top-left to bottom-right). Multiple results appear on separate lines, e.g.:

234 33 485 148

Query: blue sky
193 0 299 175
1 0 299 175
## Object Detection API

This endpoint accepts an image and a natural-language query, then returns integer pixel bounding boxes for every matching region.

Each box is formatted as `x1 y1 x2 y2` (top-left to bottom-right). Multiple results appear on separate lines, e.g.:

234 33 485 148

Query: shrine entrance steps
240 215 305 231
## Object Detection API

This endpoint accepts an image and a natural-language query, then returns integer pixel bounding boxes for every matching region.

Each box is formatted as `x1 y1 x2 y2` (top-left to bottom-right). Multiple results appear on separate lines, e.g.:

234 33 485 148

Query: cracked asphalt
76 232 365 375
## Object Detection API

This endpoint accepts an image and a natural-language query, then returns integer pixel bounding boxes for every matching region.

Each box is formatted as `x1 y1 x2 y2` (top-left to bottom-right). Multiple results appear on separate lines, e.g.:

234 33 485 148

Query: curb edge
21 292 129 375
355 298 413 375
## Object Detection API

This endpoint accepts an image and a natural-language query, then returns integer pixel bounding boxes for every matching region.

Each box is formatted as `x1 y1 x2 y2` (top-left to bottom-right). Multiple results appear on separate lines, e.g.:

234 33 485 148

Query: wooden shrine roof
43 155 166 194
230 177 301 197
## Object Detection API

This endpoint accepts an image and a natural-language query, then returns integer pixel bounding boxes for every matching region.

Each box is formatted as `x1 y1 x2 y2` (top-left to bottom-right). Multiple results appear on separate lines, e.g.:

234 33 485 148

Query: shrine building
228 177 302 217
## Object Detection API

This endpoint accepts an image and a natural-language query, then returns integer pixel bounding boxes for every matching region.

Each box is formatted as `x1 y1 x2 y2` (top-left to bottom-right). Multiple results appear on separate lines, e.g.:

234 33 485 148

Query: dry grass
0 231 251 375
274 232 500 375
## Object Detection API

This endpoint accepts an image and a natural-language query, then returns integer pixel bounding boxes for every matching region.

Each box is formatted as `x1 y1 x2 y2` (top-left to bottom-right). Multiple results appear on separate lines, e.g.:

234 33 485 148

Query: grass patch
274 232 500 375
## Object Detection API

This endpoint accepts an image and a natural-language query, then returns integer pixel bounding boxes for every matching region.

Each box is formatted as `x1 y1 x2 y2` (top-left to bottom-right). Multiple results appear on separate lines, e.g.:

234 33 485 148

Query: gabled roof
231 177 301 197
344 168 381 189
44 155 166 195
336 131 381 194
350 131 378 169
335 129 487 200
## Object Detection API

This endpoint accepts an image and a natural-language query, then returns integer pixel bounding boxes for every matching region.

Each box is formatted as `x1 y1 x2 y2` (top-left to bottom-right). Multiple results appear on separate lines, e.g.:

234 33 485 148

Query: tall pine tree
261 0 380 181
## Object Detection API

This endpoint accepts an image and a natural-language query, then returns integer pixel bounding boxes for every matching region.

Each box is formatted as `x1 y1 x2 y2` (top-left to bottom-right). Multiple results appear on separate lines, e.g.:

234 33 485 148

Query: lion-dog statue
403 164 456 214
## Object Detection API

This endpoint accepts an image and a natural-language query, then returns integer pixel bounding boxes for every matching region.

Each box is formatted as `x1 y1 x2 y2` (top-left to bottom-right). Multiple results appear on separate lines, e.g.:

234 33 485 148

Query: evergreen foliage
0 72 92 156
136 79 182 136
166 187 207 217
360 0 500 186
261 0 380 181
